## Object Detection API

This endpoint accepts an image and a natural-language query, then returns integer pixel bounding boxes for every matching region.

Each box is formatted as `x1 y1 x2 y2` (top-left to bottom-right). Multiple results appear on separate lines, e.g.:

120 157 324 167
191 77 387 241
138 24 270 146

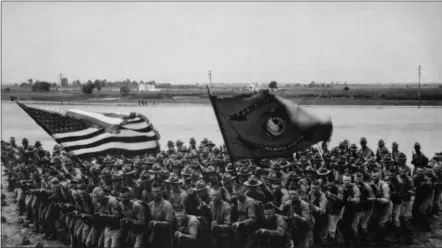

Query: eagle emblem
265 117 286 137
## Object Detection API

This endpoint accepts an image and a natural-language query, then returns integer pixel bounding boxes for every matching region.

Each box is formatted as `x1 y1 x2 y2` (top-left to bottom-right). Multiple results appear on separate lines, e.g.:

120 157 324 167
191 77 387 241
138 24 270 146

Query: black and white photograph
1 1 441 248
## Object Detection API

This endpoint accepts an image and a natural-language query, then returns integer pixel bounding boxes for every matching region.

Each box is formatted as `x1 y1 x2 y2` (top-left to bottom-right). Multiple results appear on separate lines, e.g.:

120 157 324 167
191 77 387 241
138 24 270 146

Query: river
1 102 441 158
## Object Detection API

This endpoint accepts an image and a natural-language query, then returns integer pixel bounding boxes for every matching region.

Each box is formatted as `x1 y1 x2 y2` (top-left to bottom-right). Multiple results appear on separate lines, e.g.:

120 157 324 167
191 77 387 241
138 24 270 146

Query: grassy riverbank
3 98 442 107
2 85 442 106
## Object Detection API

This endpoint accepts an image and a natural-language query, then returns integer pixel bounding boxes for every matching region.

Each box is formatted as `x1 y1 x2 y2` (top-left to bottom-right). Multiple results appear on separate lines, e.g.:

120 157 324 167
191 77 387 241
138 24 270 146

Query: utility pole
208 70 212 86
59 73 63 104
418 65 421 108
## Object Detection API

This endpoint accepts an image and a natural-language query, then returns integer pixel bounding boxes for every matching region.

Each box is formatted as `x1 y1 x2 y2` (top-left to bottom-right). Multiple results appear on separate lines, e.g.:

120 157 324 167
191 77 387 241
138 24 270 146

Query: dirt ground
1 164 442 248
1 166 68 248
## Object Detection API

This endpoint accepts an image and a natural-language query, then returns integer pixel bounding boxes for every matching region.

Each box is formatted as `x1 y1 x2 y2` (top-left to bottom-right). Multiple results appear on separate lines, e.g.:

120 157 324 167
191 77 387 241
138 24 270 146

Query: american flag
16 101 161 158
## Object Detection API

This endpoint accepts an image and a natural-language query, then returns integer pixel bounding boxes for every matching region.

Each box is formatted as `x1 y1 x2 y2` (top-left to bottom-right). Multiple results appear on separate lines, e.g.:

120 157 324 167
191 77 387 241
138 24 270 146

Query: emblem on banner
265 117 286 137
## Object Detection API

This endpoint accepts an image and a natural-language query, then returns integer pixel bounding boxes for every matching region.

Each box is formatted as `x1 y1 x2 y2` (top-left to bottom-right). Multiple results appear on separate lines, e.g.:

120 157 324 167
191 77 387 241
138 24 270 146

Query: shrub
82 82 95 94
31 81 51 92
120 85 130 96
269 81 278 89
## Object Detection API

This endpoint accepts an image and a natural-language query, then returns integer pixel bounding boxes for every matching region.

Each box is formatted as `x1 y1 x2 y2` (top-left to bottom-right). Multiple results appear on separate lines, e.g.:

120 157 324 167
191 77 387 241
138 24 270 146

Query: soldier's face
152 187 162 201
271 184 281 194
175 210 187 225
371 173 380 183
232 186 245 200
354 175 363 183
211 189 222 203
360 141 366 147
343 176 352 186
171 184 180 191
113 181 122 188
92 193 104 204
416 169 424 176
120 193 131 204
289 190 299 202
311 184 320 194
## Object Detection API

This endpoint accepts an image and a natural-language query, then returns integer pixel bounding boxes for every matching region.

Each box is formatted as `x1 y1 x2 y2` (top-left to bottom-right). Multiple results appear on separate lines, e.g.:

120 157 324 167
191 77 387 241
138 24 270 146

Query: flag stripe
125 118 145 124
73 141 159 156
61 129 157 148
122 122 151 130
56 125 153 143
120 126 153 133
64 134 158 151
66 109 123 131
53 128 99 139
68 109 123 125
55 129 105 143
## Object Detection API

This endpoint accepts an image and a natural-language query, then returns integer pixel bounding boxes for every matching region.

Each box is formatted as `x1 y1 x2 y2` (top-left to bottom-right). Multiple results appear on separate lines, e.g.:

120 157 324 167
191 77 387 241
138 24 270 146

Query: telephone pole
208 70 212 86
59 73 63 104
418 65 421 108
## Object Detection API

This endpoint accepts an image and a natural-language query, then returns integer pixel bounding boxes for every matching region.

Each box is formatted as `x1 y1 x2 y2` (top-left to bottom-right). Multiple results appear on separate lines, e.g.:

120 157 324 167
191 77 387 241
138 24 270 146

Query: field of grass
2 84 442 105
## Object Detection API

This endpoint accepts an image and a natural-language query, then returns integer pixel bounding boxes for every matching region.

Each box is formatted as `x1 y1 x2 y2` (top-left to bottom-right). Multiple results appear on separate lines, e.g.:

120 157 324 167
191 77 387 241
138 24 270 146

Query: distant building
248 83 263 92
138 82 161 92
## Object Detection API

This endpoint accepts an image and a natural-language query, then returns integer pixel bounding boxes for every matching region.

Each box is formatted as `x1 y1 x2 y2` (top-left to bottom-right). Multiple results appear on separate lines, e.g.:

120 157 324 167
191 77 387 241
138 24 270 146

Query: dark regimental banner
15 101 161 158
208 89 333 160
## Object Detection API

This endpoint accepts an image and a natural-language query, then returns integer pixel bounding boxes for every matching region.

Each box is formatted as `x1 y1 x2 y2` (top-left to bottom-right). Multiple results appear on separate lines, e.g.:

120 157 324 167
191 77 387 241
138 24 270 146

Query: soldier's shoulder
275 214 287 223
222 201 231 209
245 197 257 205
300 199 310 208
188 215 200 225
162 199 173 208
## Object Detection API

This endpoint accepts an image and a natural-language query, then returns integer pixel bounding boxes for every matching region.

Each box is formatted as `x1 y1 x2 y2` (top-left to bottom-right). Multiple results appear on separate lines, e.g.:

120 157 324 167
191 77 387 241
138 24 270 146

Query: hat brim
193 187 207 192
317 170 331 176
222 177 236 183
238 173 252 176
244 181 263 187
165 179 183 184
138 177 155 183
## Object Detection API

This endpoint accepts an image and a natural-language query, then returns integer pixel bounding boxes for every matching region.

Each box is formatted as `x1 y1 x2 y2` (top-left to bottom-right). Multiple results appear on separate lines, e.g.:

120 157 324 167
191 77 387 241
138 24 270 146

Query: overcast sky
2 2 442 84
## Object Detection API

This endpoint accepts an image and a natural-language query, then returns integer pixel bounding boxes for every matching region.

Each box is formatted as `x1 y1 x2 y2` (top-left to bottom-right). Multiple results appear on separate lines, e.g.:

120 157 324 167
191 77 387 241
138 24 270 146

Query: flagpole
206 85 240 180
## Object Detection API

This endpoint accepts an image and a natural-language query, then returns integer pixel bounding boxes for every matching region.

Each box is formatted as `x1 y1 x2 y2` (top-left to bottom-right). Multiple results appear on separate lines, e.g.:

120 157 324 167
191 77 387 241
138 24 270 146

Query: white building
248 83 263 92
138 82 160 92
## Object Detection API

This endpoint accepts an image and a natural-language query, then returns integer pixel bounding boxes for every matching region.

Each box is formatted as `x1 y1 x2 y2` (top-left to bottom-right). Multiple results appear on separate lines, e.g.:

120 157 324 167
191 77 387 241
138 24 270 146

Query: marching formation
2 137 442 248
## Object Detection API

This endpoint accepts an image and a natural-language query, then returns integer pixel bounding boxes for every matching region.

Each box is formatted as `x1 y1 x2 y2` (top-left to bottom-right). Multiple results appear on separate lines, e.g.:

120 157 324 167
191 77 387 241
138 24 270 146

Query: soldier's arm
103 197 122 219
180 217 199 240
365 183 375 198
352 185 361 203
274 201 287 213
407 177 416 195
378 182 390 204
318 194 328 213
179 192 188 206
218 205 231 230
292 202 310 225
265 215 286 237
131 202 145 226
239 201 256 226
281 190 290 204
328 186 344 202
222 187 232 202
